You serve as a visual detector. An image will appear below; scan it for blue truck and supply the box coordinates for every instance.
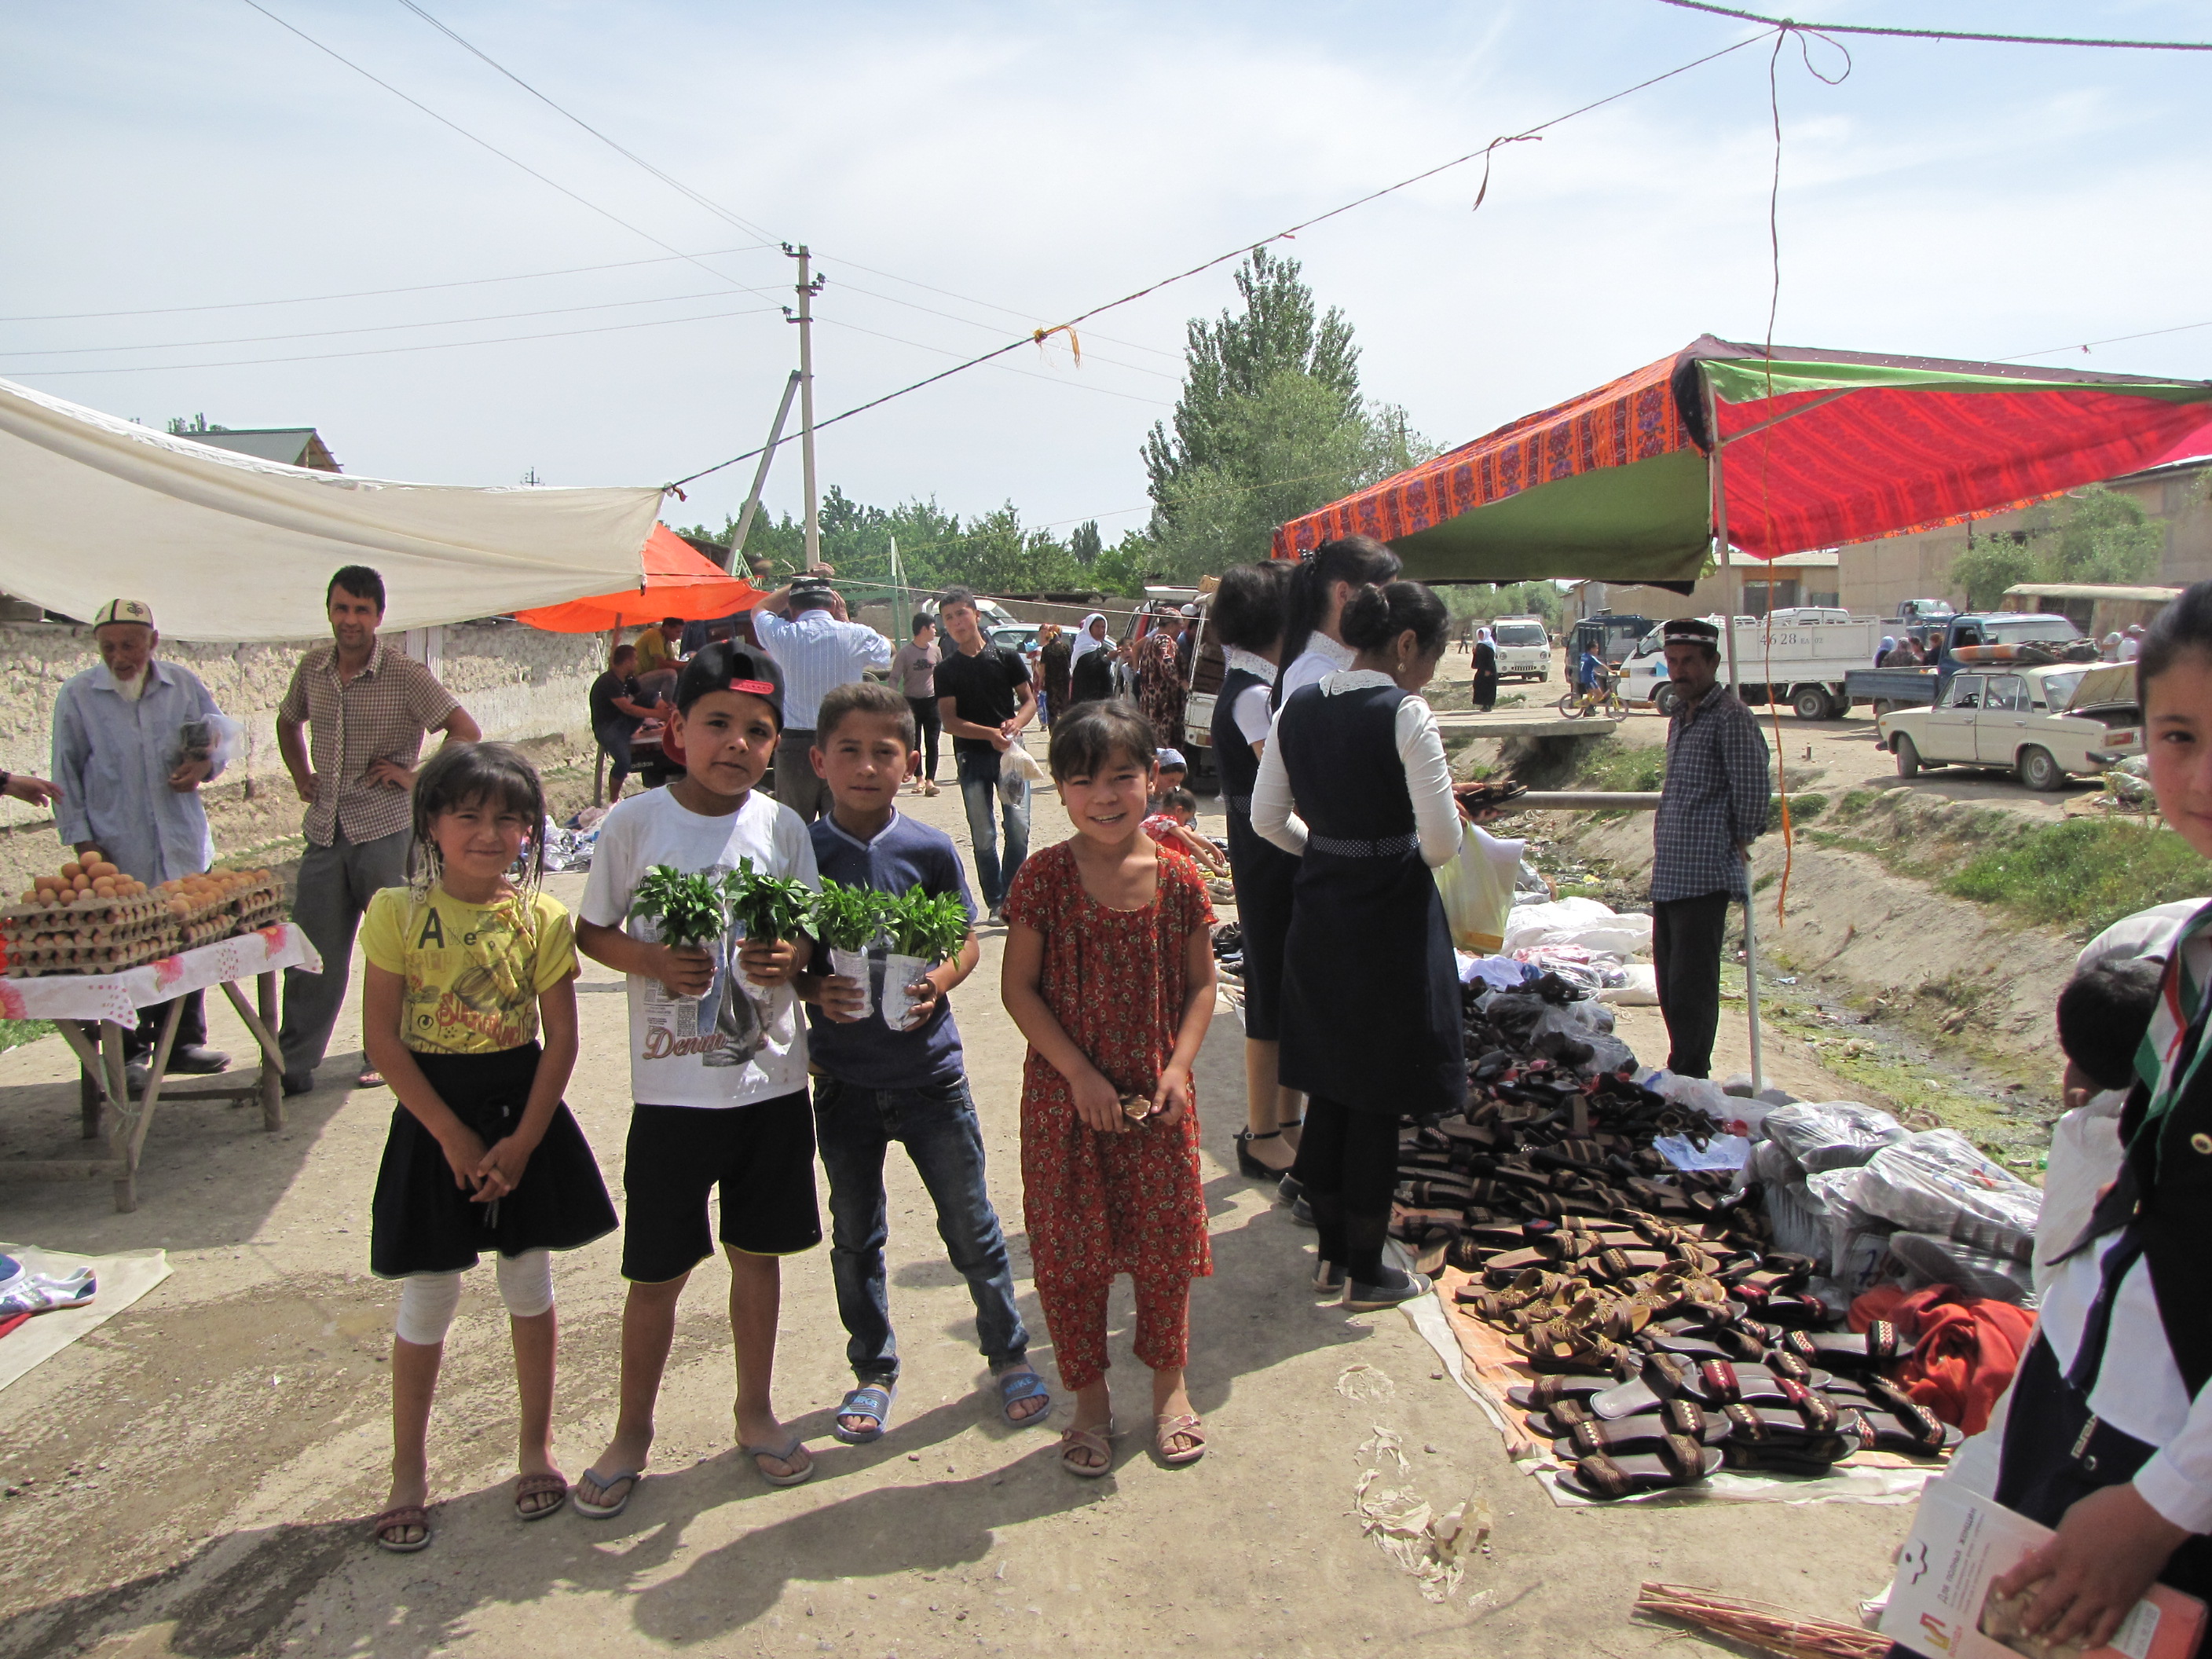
[1844,612,2089,713]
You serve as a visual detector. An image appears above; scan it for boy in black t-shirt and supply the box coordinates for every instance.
[932,587,1036,921]
[588,644,663,800]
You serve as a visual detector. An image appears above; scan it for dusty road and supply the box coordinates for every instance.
[0,742,1912,1659]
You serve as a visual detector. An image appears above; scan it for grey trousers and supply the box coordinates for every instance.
[774,729,827,823]
[278,827,412,1083]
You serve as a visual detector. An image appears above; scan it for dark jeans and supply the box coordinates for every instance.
[1653,891,1730,1079]
[812,1073,1027,1384]
[129,990,207,1060]
[595,718,639,796]
[774,728,827,822]
[906,697,941,782]
[956,751,1029,910]
[1292,1094,1401,1282]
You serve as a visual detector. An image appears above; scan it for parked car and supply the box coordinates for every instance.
[1876,662,2141,791]
[990,624,1042,657]
[1490,616,1552,681]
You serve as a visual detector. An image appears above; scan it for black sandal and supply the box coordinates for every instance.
[1234,1129,1295,1180]
[1559,1431,1722,1500]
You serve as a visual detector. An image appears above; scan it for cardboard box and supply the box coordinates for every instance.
[1882,1480,2205,1659]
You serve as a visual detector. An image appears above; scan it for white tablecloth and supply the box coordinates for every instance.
[0,923,320,1026]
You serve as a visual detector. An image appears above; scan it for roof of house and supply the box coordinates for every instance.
[185,427,340,471]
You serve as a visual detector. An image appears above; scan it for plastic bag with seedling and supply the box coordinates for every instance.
[879,886,972,1032]
[679,856,815,1069]
[812,879,888,1020]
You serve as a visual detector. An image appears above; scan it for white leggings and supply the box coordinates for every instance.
[393,1251,555,1346]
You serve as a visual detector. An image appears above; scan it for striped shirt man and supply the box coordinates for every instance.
[751,606,893,732]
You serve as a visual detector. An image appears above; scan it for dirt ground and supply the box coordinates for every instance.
[0,735,1917,1659]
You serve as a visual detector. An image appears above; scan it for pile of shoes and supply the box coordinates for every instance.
[1210,921,1243,986]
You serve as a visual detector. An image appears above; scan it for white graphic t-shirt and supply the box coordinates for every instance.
[578,785,819,1108]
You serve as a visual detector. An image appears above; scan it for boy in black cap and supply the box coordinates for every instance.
[1649,616,1770,1077]
[572,642,826,1509]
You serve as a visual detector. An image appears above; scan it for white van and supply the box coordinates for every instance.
[1491,616,1551,681]
[1618,609,1881,719]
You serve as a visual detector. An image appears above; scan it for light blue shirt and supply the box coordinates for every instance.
[51,660,225,884]
[750,606,892,730]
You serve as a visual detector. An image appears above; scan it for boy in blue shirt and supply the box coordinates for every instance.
[799,681,1049,1442]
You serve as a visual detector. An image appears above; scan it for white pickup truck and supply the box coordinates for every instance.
[1490,616,1551,681]
[1618,608,1882,719]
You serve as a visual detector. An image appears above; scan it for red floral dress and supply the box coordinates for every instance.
[1004,839,1214,1295]
[1138,628,1188,747]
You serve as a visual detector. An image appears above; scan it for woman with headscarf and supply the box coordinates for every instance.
[1067,613,1115,712]
[1877,635,1898,667]
[1038,623,1072,727]
[1472,626,1499,712]
[1138,613,1189,752]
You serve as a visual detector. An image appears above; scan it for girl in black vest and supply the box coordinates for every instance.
[1969,580,2212,1651]
[1209,562,1303,1181]
[1253,580,1465,1310]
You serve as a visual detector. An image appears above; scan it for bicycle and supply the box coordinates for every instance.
[1555,671,1628,720]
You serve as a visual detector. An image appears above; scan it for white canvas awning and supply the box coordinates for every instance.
[0,377,665,640]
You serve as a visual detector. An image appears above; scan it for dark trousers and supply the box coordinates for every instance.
[906,696,941,782]
[1652,891,1730,1079]
[129,990,207,1060]
[774,728,827,822]
[595,719,638,797]
[280,827,412,1083]
[812,1074,1027,1383]
[1292,1095,1402,1281]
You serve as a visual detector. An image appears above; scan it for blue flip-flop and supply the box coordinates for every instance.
[571,1467,643,1519]
[831,1383,896,1445]
[995,1367,1052,1427]
[742,1435,815,1487]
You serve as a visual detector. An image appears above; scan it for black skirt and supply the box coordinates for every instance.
[1224,811,1298,1042]
[369,1042,617,1278]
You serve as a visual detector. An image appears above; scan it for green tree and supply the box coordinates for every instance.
[1140,248,1430,582]
[1951,537,2042,610]
[2049,485,2165,585]
[1070,520,1103,566]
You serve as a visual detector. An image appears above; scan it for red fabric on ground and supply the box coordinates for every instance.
[0,1313,32,1341]
[1851,1282,2038,1437]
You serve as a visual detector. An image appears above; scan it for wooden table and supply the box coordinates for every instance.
[0,924,320,1211]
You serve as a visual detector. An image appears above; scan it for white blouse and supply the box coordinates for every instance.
[1223,647,1276,749]
[1251,669,1463,870]
[1277,635,1355,704]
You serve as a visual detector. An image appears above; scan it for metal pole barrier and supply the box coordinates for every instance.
[1705,372,1764,1093]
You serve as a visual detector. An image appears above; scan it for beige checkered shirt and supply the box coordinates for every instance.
[277,642,461,847]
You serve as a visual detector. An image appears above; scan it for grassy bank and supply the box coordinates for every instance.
[0,1019,54,1053]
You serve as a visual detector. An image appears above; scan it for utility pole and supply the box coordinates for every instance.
[726,370,801,573]
[783,244,826,571]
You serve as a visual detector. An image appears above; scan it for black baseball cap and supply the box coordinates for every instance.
[676,641,784,727]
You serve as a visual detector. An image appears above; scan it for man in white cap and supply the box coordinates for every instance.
[51,599,233,1076]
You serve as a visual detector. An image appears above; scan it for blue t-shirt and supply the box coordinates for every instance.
[805,809,976,1089]
[1578,650,1604,687]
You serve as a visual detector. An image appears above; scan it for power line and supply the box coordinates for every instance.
[826,278,1184,381]
[2001,317,2212,361]
[1654,0,2212,51]
[0,248,768,325]
[814,316,1174,407]
[666,27,1773,489]
[817,253,1185,361]
[391,0,779,242]
[237,0,778,302]
[2,287,771,357]
[0,302,780,378]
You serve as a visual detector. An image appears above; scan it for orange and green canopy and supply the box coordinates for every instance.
[1273,336,2212,584]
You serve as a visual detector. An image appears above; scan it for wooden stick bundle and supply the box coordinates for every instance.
[1635,1582,1890,1659]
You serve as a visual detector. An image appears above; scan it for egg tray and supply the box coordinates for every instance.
[2,892,170,934]
[231,898,288,935]
[6,925,182,977]
[181,916,235,950]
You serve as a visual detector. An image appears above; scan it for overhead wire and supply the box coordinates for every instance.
[2001,318,2212,362]
[0,303,782,378]
[1654,0,2212,52]
[665,27,1775,491]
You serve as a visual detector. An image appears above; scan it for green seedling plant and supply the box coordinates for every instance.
[628,865,731,947]
[812,880,888,953]
[721,857,817,943]
[884,887,971,965]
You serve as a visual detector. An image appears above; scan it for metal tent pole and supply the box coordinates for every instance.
[1705,371,1765,1094]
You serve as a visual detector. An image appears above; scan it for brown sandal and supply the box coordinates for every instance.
[515,1471,568,1520]
[1060,1420,1115,1478]
[372,1503,431,1552]
[1155,1412,1207,1467]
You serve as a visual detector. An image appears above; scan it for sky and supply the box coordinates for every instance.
[5,1,2210,548]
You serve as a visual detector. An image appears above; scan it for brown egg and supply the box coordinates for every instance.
[59,861,81,881]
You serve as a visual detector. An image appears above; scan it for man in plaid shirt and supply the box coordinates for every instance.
[1650,617,1770,1078]
[274,566,479,1094]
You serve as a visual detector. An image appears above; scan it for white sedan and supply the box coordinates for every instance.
[1877,663,2141,791]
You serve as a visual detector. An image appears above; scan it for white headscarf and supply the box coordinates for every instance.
[1070,613,1110,663]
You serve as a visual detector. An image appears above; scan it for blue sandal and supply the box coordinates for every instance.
[831,1382,896,1445]
[994,1366,1052,1426]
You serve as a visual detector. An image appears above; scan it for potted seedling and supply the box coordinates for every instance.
[881,886,972,1031]
[678,858,815,1071]
[627,866,733,992]
[811,878,888,1021]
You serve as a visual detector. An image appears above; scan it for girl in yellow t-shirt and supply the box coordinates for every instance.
[358,742,616,1554]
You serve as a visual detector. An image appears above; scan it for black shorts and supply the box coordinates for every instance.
[620,1091,822,1282]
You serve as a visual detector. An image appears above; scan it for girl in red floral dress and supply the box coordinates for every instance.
[1001,701,1218,1476]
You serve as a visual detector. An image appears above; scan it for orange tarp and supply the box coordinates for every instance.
[515,524,760,632]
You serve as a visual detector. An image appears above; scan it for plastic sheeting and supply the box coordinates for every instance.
[0,376,665,639]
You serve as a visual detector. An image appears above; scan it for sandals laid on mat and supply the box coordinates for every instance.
[1559,1430,1723,1500]
[1843,1402,1961,1456]
[1782,1320,1906,1368]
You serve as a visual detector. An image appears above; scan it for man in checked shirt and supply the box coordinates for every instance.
[1650,617,1771,1079]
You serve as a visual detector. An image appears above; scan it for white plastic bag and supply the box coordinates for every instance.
[1851,1130,2042,1263]
[1502,897,1653,959]
[1595,963,1659,1005]
[998,745,1045,806]
[1761,1101,1910,1174]
[829,946,876,1021]
[1434,826,1525,954]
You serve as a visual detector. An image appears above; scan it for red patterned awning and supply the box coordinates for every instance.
[1273,338,2212,583]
